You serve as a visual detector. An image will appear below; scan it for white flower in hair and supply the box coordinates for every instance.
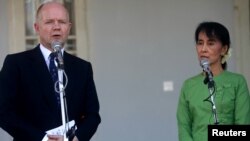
[221,48,232,64]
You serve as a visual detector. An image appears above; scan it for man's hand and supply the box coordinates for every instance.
[72,136,79,141]
[46,134,78,141]
[47,135,64,141]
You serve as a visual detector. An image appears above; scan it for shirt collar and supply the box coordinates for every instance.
[39,43,65,61]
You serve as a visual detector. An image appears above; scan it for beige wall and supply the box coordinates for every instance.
[234,0,250,88]
[0,0,249,141]
[0,0,12,140]
[0,0,9,68]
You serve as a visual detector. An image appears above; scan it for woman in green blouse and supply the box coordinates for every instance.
[176,21,250,141]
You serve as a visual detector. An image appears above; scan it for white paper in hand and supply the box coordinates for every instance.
[42,120,76,141]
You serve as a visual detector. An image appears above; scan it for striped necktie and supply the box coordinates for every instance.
[49,53,60,107]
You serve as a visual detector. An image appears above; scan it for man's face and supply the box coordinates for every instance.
[34,3,71,50]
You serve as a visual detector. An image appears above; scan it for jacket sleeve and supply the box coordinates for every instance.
[74,62,101,141]
[234,75,250,124]
[0,55,45,141]
[176,81,193,141]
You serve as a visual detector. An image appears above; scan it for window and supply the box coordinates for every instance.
[9,0,89,60]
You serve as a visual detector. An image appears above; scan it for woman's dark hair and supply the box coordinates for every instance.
[195,21,231,70]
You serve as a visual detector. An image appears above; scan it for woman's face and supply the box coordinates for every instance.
[196,31,228,69]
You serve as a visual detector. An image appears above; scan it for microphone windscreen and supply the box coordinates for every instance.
[51,41,62,51]
[200,58,209,67]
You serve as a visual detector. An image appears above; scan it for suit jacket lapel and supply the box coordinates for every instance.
[30,46,60,110]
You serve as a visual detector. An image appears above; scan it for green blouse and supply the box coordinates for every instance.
[177,71,250,141]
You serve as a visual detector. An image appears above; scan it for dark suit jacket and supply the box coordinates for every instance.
[0,46,101,141]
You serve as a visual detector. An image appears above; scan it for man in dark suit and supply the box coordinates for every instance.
[0,1,101,141]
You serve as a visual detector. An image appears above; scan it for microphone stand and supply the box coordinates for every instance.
[204,72,219,125]
[57,68,68,141]
[56,62,75,141]
[207,81,219,125]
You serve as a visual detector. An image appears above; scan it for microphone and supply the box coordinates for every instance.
[52,41,64,69]
[200,58,214,87]
[200,58,210,72]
